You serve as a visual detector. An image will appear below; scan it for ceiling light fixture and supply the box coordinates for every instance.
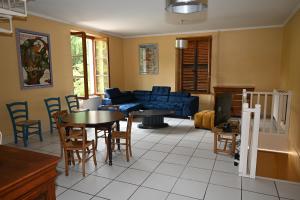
[176,39,188,49]
[166,0,208,14]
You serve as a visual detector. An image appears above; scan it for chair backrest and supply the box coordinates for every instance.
[6,101,29,128]
[126,114,133,137]
[65,95,79,113]
[58,123,87,148]
[52,110,68,129]
[0,131,2,144]
[44,97,61,120]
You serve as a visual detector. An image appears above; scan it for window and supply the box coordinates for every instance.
[70,32,109,98]
[179,36,212,94]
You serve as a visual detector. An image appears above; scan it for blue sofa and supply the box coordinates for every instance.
[99,86,199,118]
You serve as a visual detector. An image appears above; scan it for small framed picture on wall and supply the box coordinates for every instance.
[139,43,159,75]
[16,29,53,89]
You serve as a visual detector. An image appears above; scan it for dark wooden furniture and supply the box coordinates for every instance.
[62,110,125,165]
[0,145,59,200]
[214,86,255,117]
[132,110,175,129]
[180,36,212,93]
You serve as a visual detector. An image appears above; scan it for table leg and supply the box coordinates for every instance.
[116,121,121,151]
[107,127,113,166]
[213,132,218,154]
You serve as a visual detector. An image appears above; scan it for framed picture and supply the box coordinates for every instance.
[16,29,53,89]
[139,44,159,75]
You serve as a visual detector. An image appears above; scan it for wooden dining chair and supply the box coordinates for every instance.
[52,110,83,158]
[58,123,97,177]
[6,101,42,147]
[44,97,61,133]
[106,114,133,162]
[65,95,89,113]
[95,105,120,149]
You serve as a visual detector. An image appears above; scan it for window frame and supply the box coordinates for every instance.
[70,32,110,99]
[178,36,212,94]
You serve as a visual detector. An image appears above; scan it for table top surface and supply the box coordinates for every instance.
[132,109,175,117]
[62,110,125,126]
[0,145,59,191]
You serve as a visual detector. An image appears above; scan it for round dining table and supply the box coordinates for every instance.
[62,110,125,165]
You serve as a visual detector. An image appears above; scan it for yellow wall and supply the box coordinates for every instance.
[0,15,124,144]
[281,11,300,175]
[123,28,283,109]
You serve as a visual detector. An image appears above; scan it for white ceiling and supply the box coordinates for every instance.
[27,0,300,38]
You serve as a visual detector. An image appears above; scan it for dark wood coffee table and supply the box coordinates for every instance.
[132,110,175,129]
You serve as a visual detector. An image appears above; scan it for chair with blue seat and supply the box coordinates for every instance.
[65,95,89,113]
[6,101,43,147]
[44,97,61,133]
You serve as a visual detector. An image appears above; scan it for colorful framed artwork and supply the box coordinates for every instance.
[16,29,53,89]
[139,44,159,75]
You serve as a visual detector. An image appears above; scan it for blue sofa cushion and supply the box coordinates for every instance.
[151,95,168,102]
[105,88,121,98]
[152,86,171,95]
[133,90,151,102]
[170,92,190,97]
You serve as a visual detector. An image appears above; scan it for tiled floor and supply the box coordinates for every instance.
[7,117,300,200]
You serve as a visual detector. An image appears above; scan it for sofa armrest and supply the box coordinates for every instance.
[182,96,199,116]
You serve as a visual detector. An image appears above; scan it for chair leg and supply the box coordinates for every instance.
[64,150,69,176]
[23,126,28,147]
[38,122,43,142]
[129,139,132,157]
[50,120,53,134]
[95,129,98,150]
[82,149,86,177]
[13,129,18,144]
[126,140,129,162]
[92,142,97,166]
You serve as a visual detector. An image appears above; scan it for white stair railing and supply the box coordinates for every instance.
[239,103,261,178]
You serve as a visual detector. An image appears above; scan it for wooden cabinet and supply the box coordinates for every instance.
[0,145,59,200]
[214,86,255,117]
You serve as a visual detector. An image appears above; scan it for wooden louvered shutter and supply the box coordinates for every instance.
[181,37,211,93]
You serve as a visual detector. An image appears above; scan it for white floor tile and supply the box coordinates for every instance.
[155,162,185,177]
[56,170,84,188]
[133,141,155,150]
[216,154,234,162]
[214,160,238,174]
[197,142,213,150]
[242,177,277,196]
[181,166,211,183]
[142,173,178,192]
[141,150,168,162]
[167,193,198,200]
[141,135,165,143]
[242,191,279,200]
[171,146,195,156]
[97,181,138,200]
[71,175,111,195]
[193,149,217,160]
[177,140,199,148]
[93,165,126,179]
[188,157,215,170]
[210,171,241,189]
[129,187,168,200]
[57,189,92,200]
[56,186,67,196]
[151,143,174,153]
[130,158,160,172]
[164,153,190,165]
[90,197,107,200]
[205,184,241,200]
[172,178,207,199]
[131,147,147,158]
[116,168,150,185]
[276,181,300,200]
